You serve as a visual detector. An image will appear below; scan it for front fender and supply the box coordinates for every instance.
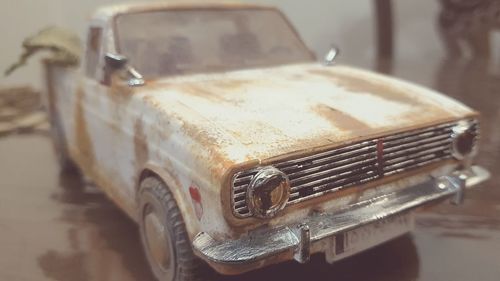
[137,162,201,241]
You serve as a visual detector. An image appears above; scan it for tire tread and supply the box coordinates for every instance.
[140,177,211,281]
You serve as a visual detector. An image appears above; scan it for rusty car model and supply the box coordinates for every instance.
[42,2,489,281]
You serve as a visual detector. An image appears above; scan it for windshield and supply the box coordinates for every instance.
[114,8,315,78]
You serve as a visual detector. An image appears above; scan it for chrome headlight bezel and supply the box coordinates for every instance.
[246,166,291,219]
[451,120,478,160]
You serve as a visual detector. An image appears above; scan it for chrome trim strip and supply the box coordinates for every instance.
[288,152,377,180]
[198,166,489,270]
[275,141,377,168]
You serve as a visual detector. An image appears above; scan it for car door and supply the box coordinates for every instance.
[78,23,138,214]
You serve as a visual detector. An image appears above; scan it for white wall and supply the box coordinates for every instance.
[0,0,441,90]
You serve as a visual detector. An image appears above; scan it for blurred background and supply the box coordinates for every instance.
[4,0,491,89]
[1,0,500,280]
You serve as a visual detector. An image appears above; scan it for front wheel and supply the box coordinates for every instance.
[138,177,209,281]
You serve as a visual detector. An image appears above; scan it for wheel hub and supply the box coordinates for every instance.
[144,207,173,273]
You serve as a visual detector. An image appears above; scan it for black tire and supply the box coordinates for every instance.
[138,177,210,281]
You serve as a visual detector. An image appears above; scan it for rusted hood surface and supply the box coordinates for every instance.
[141,63,475,165]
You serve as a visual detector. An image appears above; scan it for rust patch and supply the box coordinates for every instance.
[309,69,418,105]
[74,87,95,169]
[145,78,253,106]
[134,118,149,169]
[138,95,175,142]
[73,87,139,220]
[106,76,137,126]
[211,79,253,90]
[175,83,239,105]
[314,104,372,133]
[142,94,165,110]
[108,76,134,104]
[179,120,235,180]
[309,68,454,123]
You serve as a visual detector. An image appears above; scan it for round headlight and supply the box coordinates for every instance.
[451,121,477,160]
[246,167,290,219]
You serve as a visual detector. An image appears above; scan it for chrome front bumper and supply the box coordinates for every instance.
[193,166,490,275]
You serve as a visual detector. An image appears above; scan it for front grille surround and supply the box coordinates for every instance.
[231,120,478,218]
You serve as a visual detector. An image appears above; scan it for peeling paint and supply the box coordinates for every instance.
[309,68,415,105]
[43,3,478,252]
[314,104,372,134]
[142,63,476,165]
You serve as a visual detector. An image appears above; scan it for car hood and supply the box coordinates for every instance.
[141,63,476,166]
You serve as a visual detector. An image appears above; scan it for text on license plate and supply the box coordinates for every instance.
[328,213,414,262]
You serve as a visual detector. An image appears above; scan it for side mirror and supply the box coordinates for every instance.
[105,53,128,70]
[324,45,340,66]
[102,53,144,87]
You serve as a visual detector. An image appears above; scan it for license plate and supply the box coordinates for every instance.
[326,213,414,262]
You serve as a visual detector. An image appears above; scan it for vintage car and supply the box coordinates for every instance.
[43,2,489,281]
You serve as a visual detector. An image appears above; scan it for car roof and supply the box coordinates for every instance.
[92,1,275,21]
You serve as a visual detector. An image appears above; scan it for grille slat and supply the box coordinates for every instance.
[289,170,379,204]
[275,141,377,170]
[384,139,451,156]
[285,148,377,178]
[384,149,452,169]
[293,165,379,193]
[290,158,378,189]
[234,200,247,208]
[383,143,451,163]
[235,206,250,215]
[384,156,450,176]
[383,123,452,141]
[233,176,253,185]
[233,192,246,201]
[231,121,476,217]
[233,185,250,193]
[288,152,377,180]
[384,133,451,150]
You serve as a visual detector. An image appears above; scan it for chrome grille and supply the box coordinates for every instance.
[231,121,477,218]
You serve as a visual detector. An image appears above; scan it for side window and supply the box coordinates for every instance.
[85,27,103,78]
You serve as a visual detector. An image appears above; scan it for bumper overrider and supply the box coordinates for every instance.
[193,166,489,275]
